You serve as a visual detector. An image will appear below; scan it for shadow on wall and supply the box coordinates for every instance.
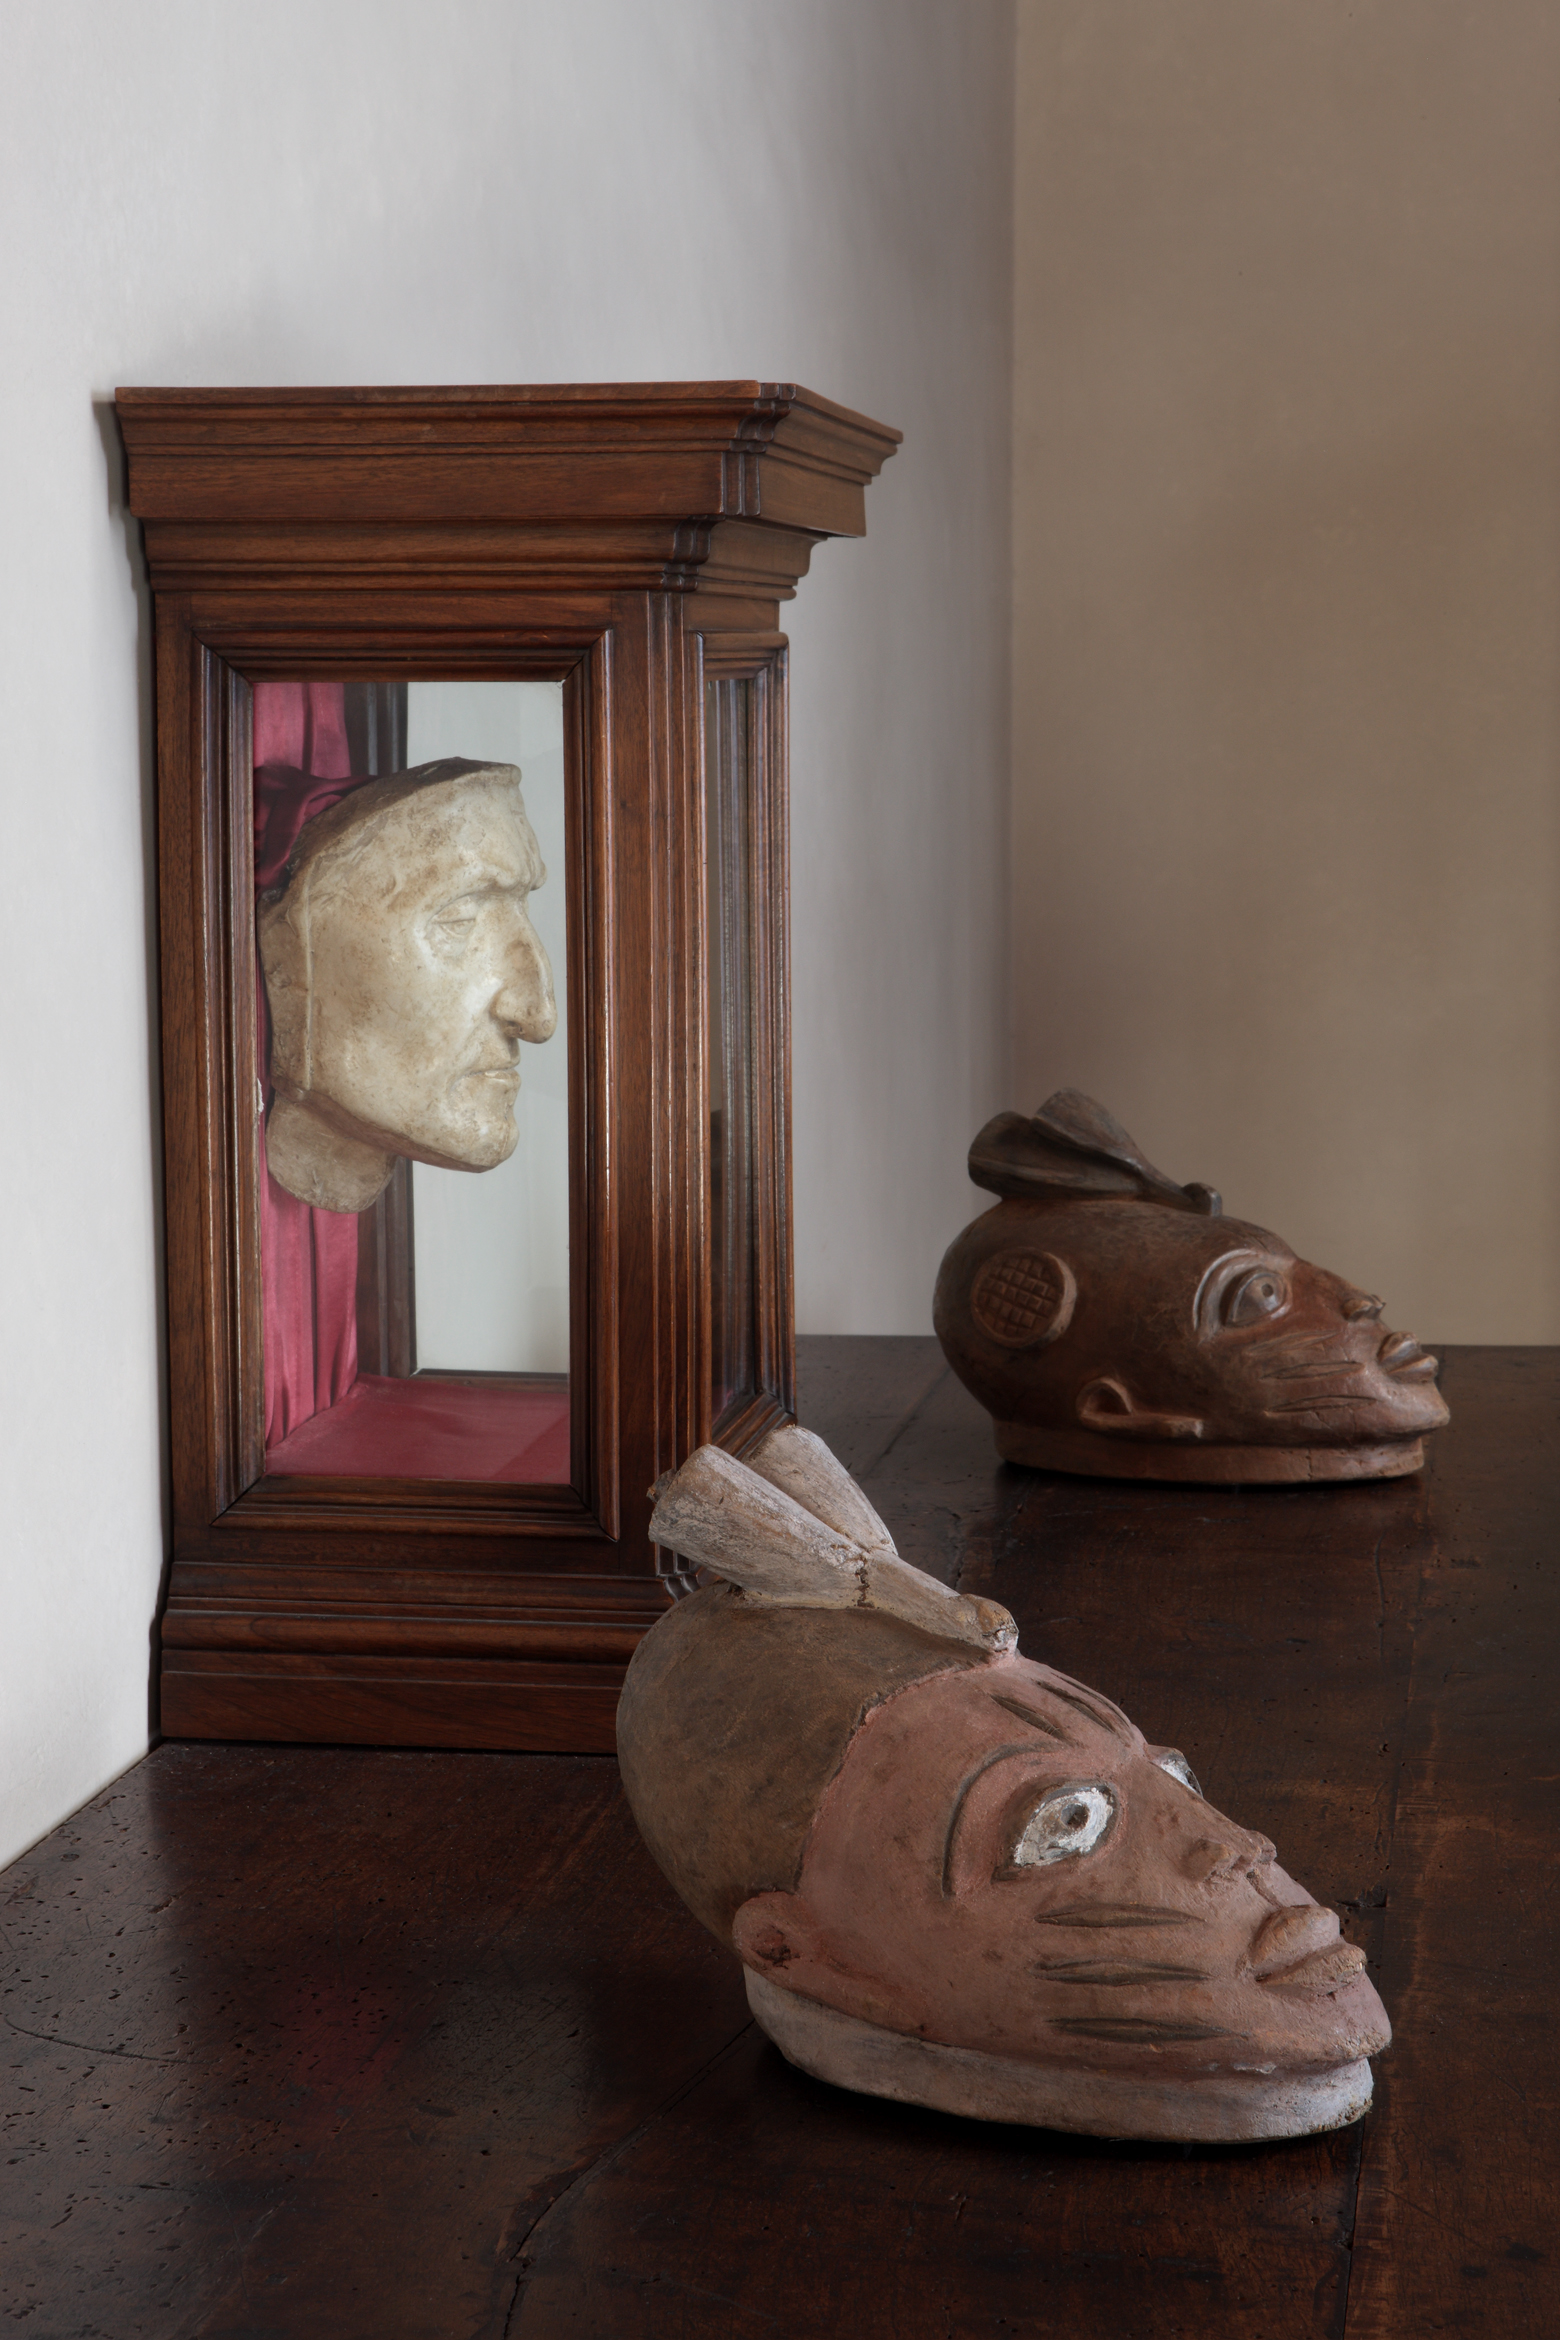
[97,395,173,1730]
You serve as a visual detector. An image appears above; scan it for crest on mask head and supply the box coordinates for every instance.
[650,1426,1016,1653]
[968,1089,1222,1217]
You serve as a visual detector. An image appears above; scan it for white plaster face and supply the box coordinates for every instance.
[259,764,557,1210]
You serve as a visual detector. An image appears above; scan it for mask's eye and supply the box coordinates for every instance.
[1155,1750,1202,1797]
[1011,1783,1117,1866]
[1224,1267,1288,1327]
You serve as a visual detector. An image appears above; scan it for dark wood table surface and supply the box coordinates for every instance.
[3,1340,1554,2338]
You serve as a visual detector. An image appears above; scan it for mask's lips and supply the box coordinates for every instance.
[1247,1901,1369,1992]
[1260,1941,1370,1992]
[1379,1330,1439,1379]
[1248,1901,1337,1969]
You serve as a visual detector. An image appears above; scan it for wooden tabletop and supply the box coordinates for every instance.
[3,1340,1554,2337]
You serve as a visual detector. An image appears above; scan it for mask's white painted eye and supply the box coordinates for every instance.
[1012,1783,1117,1866]
[1156,1750,1202,1797]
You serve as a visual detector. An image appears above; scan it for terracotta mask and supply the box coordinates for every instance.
[933,1091,1448,1483]
[619,1428,1391,2143]
[258,759,557,1212]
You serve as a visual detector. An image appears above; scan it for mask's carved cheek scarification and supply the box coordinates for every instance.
[766,1654,1389,2134]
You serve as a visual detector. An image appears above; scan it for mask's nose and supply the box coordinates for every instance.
[494,913,557,1044]
[1341,1287,1385,1321]
[1180,1826,1276,1884]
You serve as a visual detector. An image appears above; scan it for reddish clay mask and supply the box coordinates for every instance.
[935,1091,1448,1483]
[619,1431,1391,2144]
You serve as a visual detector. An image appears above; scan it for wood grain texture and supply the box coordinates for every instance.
[704,647,793,1438]
[0,1747,743,2337]
[3,1341,1551,2336]
[791,1331,950,1482]
[508,2031,1363,2339]
[1345,1347,1560,2336]
[115,382,903,552]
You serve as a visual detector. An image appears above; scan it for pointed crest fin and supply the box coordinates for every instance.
[649,1438,1015,1653]
[969,1090,1221,1215]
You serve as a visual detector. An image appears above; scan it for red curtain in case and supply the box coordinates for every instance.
[253,682,363,1449]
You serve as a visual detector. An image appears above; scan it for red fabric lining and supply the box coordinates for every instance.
[254,682,365,1447]
[263,1375,571,1483]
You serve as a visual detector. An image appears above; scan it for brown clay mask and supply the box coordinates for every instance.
[935,1092,1448,1482]
[618,1431,1391,2143]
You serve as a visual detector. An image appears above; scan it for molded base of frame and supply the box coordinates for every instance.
[160,1657,623,1752]
[746,1970,1375,2144]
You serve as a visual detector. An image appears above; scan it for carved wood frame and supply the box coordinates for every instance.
[117,383,899,1752]
[700,633,792,1455]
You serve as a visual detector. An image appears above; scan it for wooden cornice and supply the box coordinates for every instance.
[115,382,902,598]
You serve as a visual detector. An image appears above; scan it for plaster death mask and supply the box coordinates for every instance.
[619,1428,1391,2144]
[933,1091,1449,1484]
[258,759,557,1213]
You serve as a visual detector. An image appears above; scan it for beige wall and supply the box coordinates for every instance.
[1014,2,1560,1339]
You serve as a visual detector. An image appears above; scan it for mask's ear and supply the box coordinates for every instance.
[1076,1377,1204,1443]
[969,1249,1076,1349]
[731,1890,827,1978]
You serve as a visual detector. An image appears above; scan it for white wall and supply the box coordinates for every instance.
[1014,1,1560,1342]
[0,1,1014,1863]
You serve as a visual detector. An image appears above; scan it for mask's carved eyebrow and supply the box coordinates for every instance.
[1193,1247,1292,1336]
[1036,1675,1133,1744]
[988,1692,1074,1743]
[940,1743,1045,1900]
[1193,1247,1260,1327]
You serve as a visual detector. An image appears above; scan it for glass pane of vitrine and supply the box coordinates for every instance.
[706,675,760,1422]
[253,676,570,1482]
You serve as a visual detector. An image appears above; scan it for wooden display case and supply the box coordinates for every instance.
[116,382,899,1751]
